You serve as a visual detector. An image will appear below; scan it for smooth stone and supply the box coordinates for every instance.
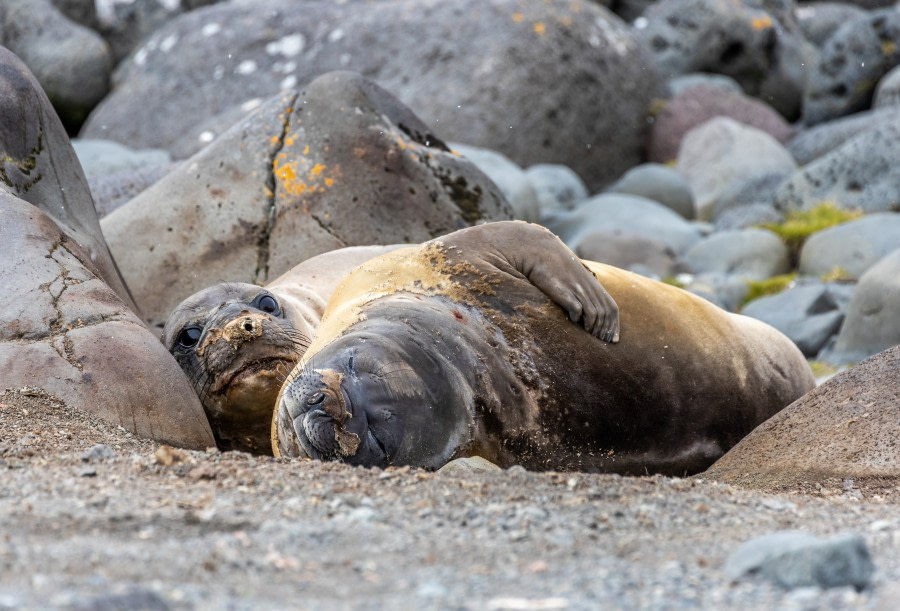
[101,71,512,327]
[542,193,703,256]
[451,143,540,222]
[637,0,812,119]
[574,232,687,279]
[826,248,900,364]
[524,163,588,214]
[724,531,874,590]
[684,273,750,312]
[799,213,900,279]
[710,172,790,220]
[677,117,797,220]
[873,63,900,108]
[787,107,900,165]
[606,163,695,220]
[88,163,179,218]
[776,123,900,214]
[713,204,784,231]
[648,85,794,164]
[803,9,900,125]
[704,343,900,488]
[0,0,112,126]
[684,228,790,280]
[82,0,663,191]
[741,282,856,357]
[667,72,742,97]
[437,456,503,475]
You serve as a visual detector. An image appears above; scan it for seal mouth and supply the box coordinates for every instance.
[220,356,297,392]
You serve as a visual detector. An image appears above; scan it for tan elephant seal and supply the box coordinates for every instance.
[164,223,619,453]
[274,221,815,474]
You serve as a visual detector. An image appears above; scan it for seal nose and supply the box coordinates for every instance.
[222,312,265,342]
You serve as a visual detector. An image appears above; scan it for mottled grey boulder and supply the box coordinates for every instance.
[574,232,687,279]
[637,0,812,119]
[711,172,790,220]
[82,0,662,191]
[451,143,540,222]
[89,163,179,218]
[873,64,900,108]
[741,282,855,356]
[684,228,790,280]
[724,531,874,590]
[787,107,900,165]
[826,248,900,364]
[667,72,742,97]
[803,9,900,125]
[606,163,695,219]
[101,72,513,327]
[776,122,900,213]
[524,164,588,215]
[542,193,703,256]
[0,0,112,127]
[0,45,134,311]
[648,84,794,163]
[796,2,868,47]
[677,118,797,220]
[714,203,784,231]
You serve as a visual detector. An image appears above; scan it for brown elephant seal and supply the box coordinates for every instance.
[162,245,405,453]
[164,223,618,453]
[274,222,815,474]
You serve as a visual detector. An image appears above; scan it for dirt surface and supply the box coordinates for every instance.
[2,387,900,610]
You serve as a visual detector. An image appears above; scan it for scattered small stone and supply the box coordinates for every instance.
[78,467,97,478]
[155,445,187,467]
[80,444,115,463]
[187,465,216,480]
[438,456,502,475]
[724,530,875,590]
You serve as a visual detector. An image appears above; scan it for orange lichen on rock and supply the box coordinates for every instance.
[533,22,546,35]
[751,15,772,30]
[512,12,524,23]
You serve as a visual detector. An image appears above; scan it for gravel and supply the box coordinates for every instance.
[2,388,899,609]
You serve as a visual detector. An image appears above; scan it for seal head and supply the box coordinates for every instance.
[163,282,311,453]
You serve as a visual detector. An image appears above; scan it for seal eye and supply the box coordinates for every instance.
[307,392,325,406]
[177,326,202,349]
[252,293,281,316]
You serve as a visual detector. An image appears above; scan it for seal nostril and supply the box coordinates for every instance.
[243,320,254,332]
[307,392,325,406]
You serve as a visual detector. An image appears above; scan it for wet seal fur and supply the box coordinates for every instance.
[274,221,815,474]
[162,245,403,452]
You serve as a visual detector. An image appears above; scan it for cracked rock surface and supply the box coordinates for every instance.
[102,71,514,328]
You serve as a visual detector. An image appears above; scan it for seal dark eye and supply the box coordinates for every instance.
[252,293,281,316]
[307,392,325,406]
[177,326,203,349]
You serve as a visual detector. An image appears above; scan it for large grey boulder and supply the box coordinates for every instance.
[776,122,900,213]
[741,282,855,357]
[799,213,900,278]
[684,228,790,280]
[796,2,868,47]
[648,84,793,163]
[0,0,112,126]
[710,172,790,221]
[0,45,134,311]
[542,193,703,256]
[677,118,797,220]
[606,163,695,220]
[705,344,900,489]
[101,71,514,328]
[82,0,662,191]
[787,107,900,165]
[803,9,900,125]
[524,164,588,215]
[826,248,900,364]
[636,0,812,119]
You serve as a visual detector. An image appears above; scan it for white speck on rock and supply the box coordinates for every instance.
[280,75,298,90]
[329,28,344,42]
[266,34,305,57]
[213,65,225,80]
[339,53,351,66]
[198,131,215,144]
[235,60,258,75]
[240,98,263,112]
[633,16,648,29]
[134,47,148,66]
[159,34,178,53]
[201,23,221,37]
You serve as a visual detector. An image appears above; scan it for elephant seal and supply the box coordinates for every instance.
[274,222,815,474]
[162,245,405,453]
[164,223,619,453]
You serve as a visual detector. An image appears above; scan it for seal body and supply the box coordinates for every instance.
[275,223,815,474]
[163,245,402,452]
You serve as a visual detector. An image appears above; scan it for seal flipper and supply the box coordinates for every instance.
[434,221,619,343]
